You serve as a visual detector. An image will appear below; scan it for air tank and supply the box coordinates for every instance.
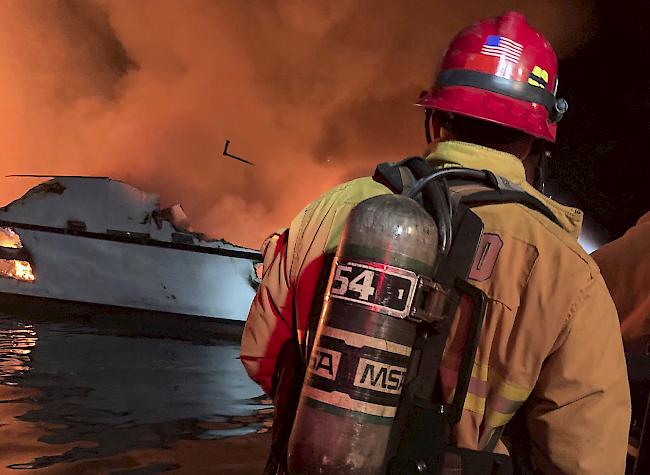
[287,194,439,474]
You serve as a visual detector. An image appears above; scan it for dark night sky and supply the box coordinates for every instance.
[551,0,649,242]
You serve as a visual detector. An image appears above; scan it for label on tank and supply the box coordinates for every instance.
[304,326,410,421]
[309,346,342,381]
[328,258,418,319]
[353,358,405,394]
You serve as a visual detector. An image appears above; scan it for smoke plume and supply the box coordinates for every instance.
[0,0,595,248]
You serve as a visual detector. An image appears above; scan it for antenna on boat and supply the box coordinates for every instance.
[223,140,255,166]
[6,175,109,179]
[6,174,58,178]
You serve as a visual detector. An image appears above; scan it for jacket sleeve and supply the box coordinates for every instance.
[240,228,293,395]
[239,198,359,395]
[526,276,631,474]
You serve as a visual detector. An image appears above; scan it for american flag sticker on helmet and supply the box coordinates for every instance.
[480,35,523,63]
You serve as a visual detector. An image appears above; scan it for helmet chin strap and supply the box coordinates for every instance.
[533,150,550,194]
[526,143,549,194]
[424,108,433,144]
[424,109,443,145]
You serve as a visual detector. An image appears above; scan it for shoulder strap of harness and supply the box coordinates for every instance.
[373,157,561,227]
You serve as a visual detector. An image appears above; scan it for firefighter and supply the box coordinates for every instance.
[241,11,631,474]
[592,213,650,473]
[592,212,650,357]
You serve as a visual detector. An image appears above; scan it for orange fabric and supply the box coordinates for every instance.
[592,212,650,355]
[241,141,631,474]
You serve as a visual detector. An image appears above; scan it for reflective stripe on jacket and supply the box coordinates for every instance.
[241,140,631,474]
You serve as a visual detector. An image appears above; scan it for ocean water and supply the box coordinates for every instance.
[0,312,272,474]
[3,311,645,474]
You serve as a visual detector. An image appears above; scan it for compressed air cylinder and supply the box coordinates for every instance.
[287,194,439,474]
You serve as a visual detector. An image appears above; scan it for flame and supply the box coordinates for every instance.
[0,259,35,282]
[0,227,22,249]
[12,260,35,281]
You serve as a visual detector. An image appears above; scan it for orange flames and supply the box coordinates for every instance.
[0,228,35,281]
[0,259,35,282]
[0,227,22,249]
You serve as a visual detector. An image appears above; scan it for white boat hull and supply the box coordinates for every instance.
[0,227,258,322]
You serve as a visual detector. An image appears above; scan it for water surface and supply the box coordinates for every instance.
[0,313,272,474]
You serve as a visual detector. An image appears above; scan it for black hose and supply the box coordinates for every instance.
[401,158,453,254]
[407,168,490,199]
[424,109,433,144]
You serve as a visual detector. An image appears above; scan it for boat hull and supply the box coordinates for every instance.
[0,226,259,323]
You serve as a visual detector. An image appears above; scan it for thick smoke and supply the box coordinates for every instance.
[0,0,595,248]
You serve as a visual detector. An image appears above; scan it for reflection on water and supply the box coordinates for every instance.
[0,314,272,474]
[0,321,37,381]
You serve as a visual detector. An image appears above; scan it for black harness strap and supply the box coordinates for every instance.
[373,160,561,228]
[373,161,407,194]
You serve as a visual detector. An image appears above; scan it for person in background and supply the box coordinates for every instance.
[592,212,650,356]
[592,212,650,473]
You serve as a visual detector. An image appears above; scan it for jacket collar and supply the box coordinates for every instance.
[425,140,584,239]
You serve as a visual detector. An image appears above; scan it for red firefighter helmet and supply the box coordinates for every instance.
[418,11,568,142]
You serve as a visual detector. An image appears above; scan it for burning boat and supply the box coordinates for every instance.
[0,176,261,327]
